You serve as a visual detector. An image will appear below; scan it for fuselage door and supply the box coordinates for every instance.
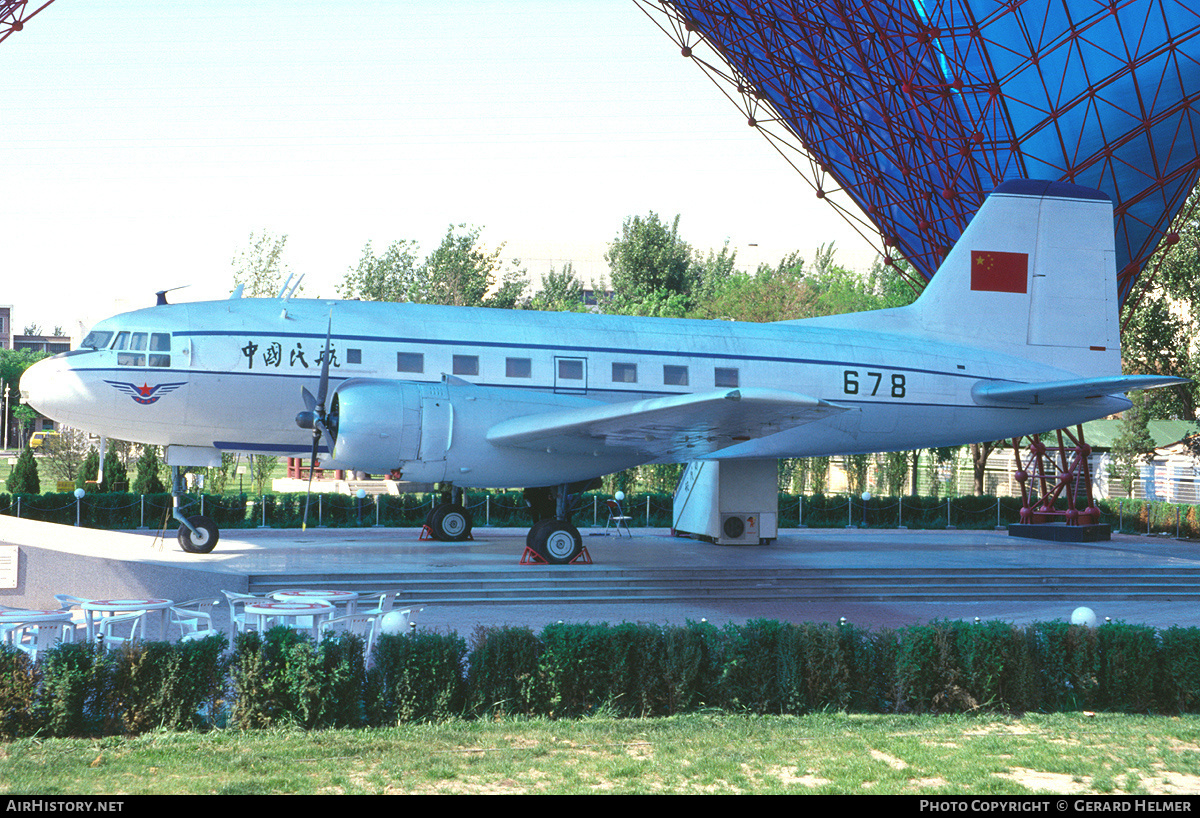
[554,356,587,395]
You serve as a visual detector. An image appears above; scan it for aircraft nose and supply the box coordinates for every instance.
[19,355,74,420]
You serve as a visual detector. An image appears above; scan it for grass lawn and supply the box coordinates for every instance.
[2,713,1199,795]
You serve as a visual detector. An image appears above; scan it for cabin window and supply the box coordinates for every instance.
[112,332,130,350]
[453,355,479,376]
[397,352,424,373]
[663,364,688,386]
[612,362,638,383]
[558,359,583,380]
[346,348,362,365]
[506,357,531,378]
[715,367,739,388]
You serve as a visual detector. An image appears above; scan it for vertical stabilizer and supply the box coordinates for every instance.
[913,180,1121,377]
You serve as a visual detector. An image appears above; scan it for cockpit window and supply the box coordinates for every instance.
[81,331,113,350]
[149,333,171,367]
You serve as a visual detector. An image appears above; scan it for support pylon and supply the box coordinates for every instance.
[1011,425,1100,526]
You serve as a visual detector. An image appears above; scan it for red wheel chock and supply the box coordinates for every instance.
[419,525,473,541]
[520,546,592,565]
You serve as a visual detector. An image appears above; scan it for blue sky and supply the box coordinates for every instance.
[1,1,874,336]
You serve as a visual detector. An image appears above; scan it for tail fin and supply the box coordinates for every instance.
[913,179,1121,377]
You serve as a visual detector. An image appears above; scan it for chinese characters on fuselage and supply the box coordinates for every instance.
[241,339,340,371]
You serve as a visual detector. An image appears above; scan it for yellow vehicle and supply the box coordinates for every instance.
[29,430,60,450]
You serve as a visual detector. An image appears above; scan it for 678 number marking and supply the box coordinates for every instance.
[843,370,906,398]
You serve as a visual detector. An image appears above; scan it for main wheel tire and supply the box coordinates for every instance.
[531,520,583,565]
[525,518,556,552]
[429,503,472,541]
[178,515,219,554]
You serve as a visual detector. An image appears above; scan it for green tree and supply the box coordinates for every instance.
[528,263,586,312]
[338,239,424,303]
[233,230,293,298]
[6,446,39,494]
[101,448,129,492]
[1121,186,1200,421]
[604,212,695,314]
[132,446,166,494]
[1107,391,1157,498]
[81,447,100,488]
[419,224,527,308]
[1,348,48,446]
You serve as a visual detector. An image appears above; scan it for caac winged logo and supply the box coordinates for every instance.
[104,380,186,405]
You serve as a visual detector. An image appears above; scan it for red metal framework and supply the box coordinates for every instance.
[636,1,1200,304]
[1011,426,1100,526]
[0,0,55,45]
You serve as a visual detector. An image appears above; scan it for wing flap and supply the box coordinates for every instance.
[487,388,848,461]
[972,374,1188,406]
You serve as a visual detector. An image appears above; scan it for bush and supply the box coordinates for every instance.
[466,626,543,719]
[367,631,466,724]
[0,645,40,739]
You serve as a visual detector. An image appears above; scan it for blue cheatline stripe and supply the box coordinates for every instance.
[172,328,987,381]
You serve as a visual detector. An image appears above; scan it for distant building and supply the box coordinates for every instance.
[13,334,71,355]
[0,305,10,349]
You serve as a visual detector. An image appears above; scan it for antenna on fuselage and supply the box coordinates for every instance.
[277,273,305,300]
[155,286,189,306]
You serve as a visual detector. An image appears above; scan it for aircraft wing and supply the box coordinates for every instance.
[486,388,848,461]
[971,374,1189,406]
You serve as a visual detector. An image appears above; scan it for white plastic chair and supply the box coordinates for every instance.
[320,613,380,656]
[170,597,222,642]
[356,590,397,616]
[54,594,89,639]
[97,611,146,649]
[9,620,74,662]
[222,590,264,634]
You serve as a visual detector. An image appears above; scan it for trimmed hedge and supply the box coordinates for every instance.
[4,490,1200,535]
[2,618,1198,738]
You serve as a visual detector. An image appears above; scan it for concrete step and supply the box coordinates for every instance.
[247,566,1200,604]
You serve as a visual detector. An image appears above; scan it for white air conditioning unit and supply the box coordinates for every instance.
[674,460,779,545]
[719,513,760,545]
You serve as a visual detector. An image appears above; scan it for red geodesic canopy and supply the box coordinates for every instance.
[0,0,55,44]
[638,0,1200,304]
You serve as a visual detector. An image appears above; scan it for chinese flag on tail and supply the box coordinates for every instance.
[970,250,1028,293]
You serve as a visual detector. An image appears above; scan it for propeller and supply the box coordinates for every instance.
[296,313,335,530]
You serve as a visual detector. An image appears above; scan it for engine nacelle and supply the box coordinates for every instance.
[328,379,426,475]
[327,376,644,487]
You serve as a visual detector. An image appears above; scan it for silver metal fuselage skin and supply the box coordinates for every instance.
[20,297,1126,488]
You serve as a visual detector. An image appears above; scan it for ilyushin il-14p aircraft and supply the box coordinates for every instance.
[21,180,1186,561]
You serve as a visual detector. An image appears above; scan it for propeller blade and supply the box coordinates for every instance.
[316,313,332,409]
[302,310,335,532]
[302,431,320,531]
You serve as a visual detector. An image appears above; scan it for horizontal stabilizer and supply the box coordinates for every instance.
[972,375,1188,407]
[487,388,848,462]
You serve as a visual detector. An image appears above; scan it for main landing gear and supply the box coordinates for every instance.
[424,486,473,542]
[521,484,586,565]
[425,483,585,563]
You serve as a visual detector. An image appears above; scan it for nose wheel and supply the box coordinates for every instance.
[177,514,219,554]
